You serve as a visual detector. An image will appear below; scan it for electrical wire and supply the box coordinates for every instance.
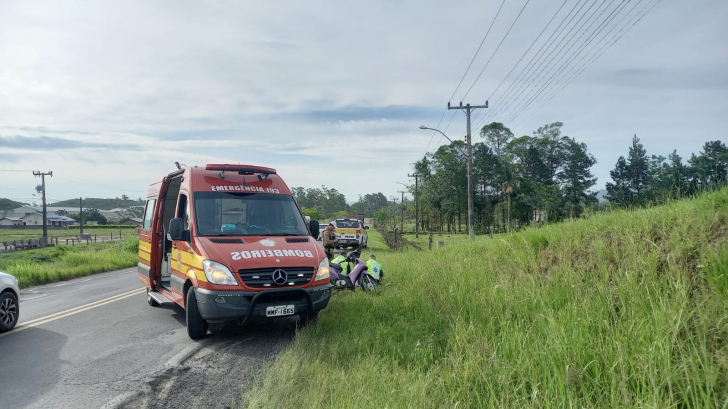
[460,0,533,101]
[512,0,662,128]
[500,0,629,124]
[480,0,606,126]
[469,0,590,130]
[422,0,509,157]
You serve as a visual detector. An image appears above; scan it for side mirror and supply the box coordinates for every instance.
[169,218,186,241]
[309,220,320,238]
[364,226,369,230]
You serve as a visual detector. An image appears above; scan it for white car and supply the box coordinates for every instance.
[0,271,20,332]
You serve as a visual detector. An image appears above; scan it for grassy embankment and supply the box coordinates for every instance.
[243,190,728,408]
[0,237,139,288]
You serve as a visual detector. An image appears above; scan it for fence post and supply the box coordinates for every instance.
[428,234,433,250]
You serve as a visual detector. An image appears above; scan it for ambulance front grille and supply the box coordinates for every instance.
[238,267,314,288]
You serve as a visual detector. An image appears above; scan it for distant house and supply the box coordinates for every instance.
[0,217,23,226]
[533,210,548,223]
[119,218,143,226]
[20,212,76,227]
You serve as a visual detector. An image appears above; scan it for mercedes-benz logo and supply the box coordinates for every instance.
[272,269,288,286]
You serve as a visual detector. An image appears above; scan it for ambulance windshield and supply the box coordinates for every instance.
[194,192,310,236]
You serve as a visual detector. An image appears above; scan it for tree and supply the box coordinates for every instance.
[481,122,514,157]
[688,140,728,190]
[559,137,597,218]
[68,208,107,225]
[301,207,322,220]
[627,135,649,203]
[606,156,632,206]
[664,150,688,198]
[532,122,569,182]
[0,198,27,217]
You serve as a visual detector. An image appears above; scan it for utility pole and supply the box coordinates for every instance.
[79,197,84,234]
[408,173,420,238]
[397,190,406,232]
[448,101,488,240]
[33,171,53,247]
[390,197,397,231]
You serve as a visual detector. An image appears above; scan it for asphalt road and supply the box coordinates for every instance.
[0,268,297,409]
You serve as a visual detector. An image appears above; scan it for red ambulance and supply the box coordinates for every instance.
[138,164,332,339]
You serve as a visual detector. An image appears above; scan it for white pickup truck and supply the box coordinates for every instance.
[332,218,368,248]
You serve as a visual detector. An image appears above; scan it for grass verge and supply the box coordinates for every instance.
[0,237,139,288]
[243,190,728,408]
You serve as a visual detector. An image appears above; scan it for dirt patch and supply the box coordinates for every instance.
[120,318,298,409]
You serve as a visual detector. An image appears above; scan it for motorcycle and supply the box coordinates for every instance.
[329,246,378,292]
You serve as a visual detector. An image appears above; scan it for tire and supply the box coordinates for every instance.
[147,288,160,307]
[185,289,208,339]
[0,292,19,332]
[358,274,379,292]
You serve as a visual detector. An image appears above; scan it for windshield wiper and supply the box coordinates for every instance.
[267,233,307,236]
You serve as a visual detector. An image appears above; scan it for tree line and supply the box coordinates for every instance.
[606,136,727,206]
[411,122,597,234]
[406,122,726,235]
[291,186,390,221]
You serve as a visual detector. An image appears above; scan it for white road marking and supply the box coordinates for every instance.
[0,287,146,339]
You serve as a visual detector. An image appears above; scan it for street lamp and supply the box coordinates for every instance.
[419,126,466,155]
[419,125,473,240]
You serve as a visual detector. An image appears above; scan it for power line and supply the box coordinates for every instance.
[502,0,632,124]
[481,0,605,125]
[513,0,662,129]
[422,0,509,158]
[460,0,533,101]
[448,0,508,102]
[469,0,590,130]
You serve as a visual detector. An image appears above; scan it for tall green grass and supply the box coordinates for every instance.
[244,190,728,408]
[0,237,139,288]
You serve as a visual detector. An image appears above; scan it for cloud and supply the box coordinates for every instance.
[0,0,725,202]
[0,135,139,151]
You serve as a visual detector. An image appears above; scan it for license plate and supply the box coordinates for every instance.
[266,305,295,317]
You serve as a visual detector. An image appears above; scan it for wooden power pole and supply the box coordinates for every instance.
[448,101,488,240]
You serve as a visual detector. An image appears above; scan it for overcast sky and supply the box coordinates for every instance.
[1,0,726,205]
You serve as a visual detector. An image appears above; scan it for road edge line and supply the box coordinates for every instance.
[165,340,208,367]
[99,391,142,409]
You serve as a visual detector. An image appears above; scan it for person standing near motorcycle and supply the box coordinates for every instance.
[366,254,384,282]
[322,222,339,260]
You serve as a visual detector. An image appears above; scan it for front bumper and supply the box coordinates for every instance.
[195,283,333,323]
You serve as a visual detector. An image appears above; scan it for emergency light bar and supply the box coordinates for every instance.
[205,164,277,175]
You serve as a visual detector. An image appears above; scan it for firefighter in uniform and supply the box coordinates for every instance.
[322,222,339,260]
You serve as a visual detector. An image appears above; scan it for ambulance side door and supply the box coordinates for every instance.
[138,198,158,287]
[169,192,192,305]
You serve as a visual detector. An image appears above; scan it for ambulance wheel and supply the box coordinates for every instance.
[297,311,319,328]
[185,289,208,339]
[146,289,159,307]
[358,274,378,292]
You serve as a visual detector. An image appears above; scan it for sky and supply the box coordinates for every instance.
[1,0,726,206]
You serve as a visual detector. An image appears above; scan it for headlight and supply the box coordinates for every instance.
[203,260,238,285]
[315,257,330,281]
